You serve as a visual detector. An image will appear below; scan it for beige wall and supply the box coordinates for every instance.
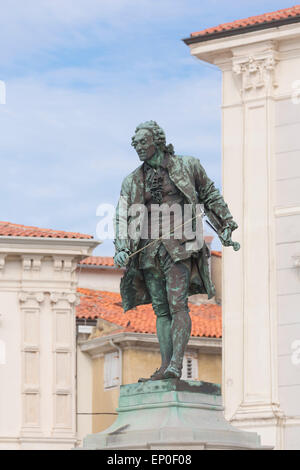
[198,353,222,385]
[123,348,162,385]
[76,344,93,445]
[211,255,222,304]
[91,347,162,433]
[92,355,120,432]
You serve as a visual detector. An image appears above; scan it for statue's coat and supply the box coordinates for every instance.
[114,154,237,312]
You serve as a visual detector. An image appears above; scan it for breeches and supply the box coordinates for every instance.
[142,244,191,317]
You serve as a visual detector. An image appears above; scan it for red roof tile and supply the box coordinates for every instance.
[80,256,115,267]
[190,5,300,39]
[76,288,222,338]
[211,250,222,258]
[0,221,93,239]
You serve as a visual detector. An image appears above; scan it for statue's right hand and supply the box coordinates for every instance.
[114,251,129,268]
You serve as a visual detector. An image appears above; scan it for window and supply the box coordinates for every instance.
[181,355,198,381]
[104,351,120,389]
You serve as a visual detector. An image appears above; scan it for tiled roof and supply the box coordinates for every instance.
[190,5,300,39]
[0,221,93,239]
[211,250,222,258]
[76,288,222,338]
[79,256,115,267]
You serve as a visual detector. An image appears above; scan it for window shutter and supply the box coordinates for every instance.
[181,355,198,381]
[104,351,120,389]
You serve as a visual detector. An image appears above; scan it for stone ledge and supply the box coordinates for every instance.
[120,379,221,396]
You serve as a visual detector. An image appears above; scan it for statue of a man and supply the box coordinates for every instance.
[114,121,239,381]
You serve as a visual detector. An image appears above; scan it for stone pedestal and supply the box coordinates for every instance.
[83,379,267,450]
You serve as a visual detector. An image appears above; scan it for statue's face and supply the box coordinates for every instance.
[132,129,157,162]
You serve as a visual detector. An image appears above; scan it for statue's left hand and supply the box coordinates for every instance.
[219,227,240,251]
[114,251,130,267]
[219,228,232,247]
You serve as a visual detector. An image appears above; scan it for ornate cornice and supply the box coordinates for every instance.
[22,256,42,272]
[233,50,278,97]
[53,256,77,273]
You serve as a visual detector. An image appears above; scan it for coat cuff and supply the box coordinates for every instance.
[220,220,238,233]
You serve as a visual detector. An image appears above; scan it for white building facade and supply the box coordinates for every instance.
[185,7,300,449]
[0,224,98,449]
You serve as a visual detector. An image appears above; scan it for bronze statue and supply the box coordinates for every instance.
[114,121,239,381]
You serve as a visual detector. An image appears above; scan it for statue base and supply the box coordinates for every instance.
[83,379,267,450]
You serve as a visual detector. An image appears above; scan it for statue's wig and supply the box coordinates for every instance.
[131,121,174,154]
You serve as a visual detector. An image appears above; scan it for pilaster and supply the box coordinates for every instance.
[223,41,283,447]
[50,292,79,436]
[19,291,45,436]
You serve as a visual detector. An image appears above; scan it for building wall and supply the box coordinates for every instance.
[0,287,22,448]
[0,238,97,450]
[122,347,222,386]
[123,348,162,385]
[78,267,123,292]
[0,258,77,449]
[275,87,300,445]
[91,347,162,433]
[198,353,222,385]
[211,254,222,304]
[76,343,93,446]
[187,22,300,449]
[92,355,119,432]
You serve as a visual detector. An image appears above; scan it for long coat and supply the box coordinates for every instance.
[114,153,237,312]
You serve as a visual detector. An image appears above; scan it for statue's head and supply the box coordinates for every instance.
[131,120,166,162]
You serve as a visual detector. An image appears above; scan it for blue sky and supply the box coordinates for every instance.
[0,0,291,254]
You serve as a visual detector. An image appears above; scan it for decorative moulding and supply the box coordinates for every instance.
[232,51,278,97]
[19,292,45,304]
[22,256,42,272]
[50,291,80,305]
[52,256,77,273]
[0,255,6,270]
